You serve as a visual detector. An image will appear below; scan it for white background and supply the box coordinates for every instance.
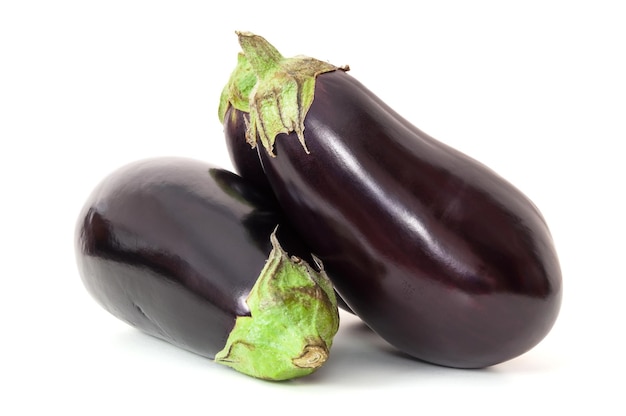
[1,1,625,414]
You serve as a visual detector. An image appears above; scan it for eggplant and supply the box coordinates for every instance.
[219,33,563,369]
[74,157,339,380]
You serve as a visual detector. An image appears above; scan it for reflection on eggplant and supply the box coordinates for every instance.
[221,33,562,369]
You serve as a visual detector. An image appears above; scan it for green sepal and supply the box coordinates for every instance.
[218,52,256,124]
[220,31,344,155]
[214,230,339,381]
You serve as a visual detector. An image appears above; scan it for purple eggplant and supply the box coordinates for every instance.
[219,33,563,369]
[74,157,339,380]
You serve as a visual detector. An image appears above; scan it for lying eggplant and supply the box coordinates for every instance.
[74,157,339,380]
[219,33,563,369]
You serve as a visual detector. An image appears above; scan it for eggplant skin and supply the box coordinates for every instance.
[230,70,563,369]
[223,104,354,315]
[75,157,288,358]
[224,105,274,194]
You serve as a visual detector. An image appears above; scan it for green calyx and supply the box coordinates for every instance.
[218,31,344,155]
[214,230,339,381]
[218,52,255,123]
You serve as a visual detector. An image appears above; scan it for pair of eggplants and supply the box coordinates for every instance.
[75,33,562,381]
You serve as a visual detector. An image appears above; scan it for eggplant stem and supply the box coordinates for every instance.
[220,32,344,156]
[214,229,339,381]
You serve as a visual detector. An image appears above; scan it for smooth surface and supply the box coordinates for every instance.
[1,1,625,415]
[224,106,274,193]
[75,157,280,358]
[254,70,562,368]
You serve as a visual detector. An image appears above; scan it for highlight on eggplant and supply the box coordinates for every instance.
[74,157,339,381]
[219,33,563,369]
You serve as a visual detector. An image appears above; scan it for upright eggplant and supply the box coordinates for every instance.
[74,157,339,380]
[219,33,563,369]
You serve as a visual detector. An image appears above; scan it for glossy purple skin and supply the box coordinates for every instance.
[227,71,563,368]
[75,157,292,358]
[224,105,355,314]
[224,105,274,194]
